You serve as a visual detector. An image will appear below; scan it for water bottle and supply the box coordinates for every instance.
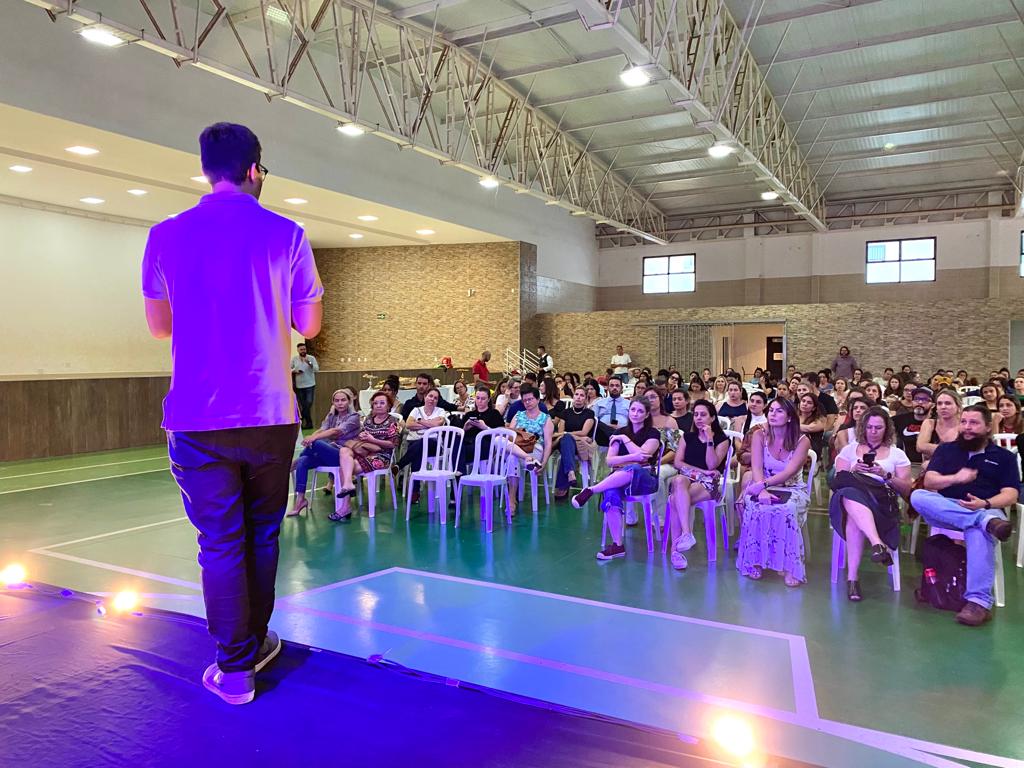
[924,568,937,585]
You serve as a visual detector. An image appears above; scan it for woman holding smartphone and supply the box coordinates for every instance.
[457,387,506,475]
[829,406,912,601]
[736,397,811,586]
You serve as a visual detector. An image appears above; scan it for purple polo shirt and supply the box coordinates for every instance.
[141,190,323,431]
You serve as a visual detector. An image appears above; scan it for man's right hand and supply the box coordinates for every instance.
[954,467,978,484]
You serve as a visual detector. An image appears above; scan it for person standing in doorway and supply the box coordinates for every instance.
[611,344,632,383]
[291,342,319,429]
[142,123,323,705]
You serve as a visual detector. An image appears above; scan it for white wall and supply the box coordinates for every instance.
[598,217,1023,287]
[0,2,599,285]
[0,202,171,376]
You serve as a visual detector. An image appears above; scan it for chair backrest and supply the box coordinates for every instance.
[472,428,516,476]
[961,395,982,406]
[418,426,464,473]
[805,450,818,496]
[718,416,731,431]
[992,433,1019,452]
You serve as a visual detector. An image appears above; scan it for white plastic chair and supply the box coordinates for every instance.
[516,451,551,512]
[354,443,399,518]
[830,532,902,592]
[605,443,666,553]
[455,428,515,533]
[991,433,1024,569]
[660,440,734,563]
[313,466,346,515]
[405,426,463,524]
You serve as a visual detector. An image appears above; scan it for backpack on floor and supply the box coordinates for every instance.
[914,534,967,612]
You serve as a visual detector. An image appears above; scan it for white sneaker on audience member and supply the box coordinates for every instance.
[675,532,696,552]
[670,551,687,570]
[624,506,639,526]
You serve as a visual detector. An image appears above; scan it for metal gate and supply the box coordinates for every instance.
[657,323,714,374]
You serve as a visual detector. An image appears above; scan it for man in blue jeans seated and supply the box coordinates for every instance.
[910,404,1016,627]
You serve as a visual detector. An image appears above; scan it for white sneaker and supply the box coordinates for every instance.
[670,551,688,570]
[675,532,697,552]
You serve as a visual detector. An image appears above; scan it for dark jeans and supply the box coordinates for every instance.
[293,438,339,494]
[168,423,298,673]
[295,386,315,428]
[556,434,578,491]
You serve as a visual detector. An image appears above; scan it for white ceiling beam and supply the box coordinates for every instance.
[790,87,1024,126]
[755,0,887,27]
[803,115,1024,146]
[569,0,826,229]
[787,51,1020,96]
[591,132,708,153]
[500,49,622,79]
[532,82,658,109]
[391,0,469,20]
[446,3,581,46]
[635,167,753,186]
[563,107,697,133]
[807,137,1020,165]
[765,13,1020,66]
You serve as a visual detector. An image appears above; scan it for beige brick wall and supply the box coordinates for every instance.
[313,242,523,371]
[534,298,1024,379]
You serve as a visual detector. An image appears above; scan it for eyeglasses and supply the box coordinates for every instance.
[256,163,269,177]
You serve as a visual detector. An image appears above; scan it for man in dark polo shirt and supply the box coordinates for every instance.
[400,372,457,419]
[911,405,1017,626]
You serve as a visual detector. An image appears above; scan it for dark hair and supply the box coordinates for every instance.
[855,406,895,447]
[748,391,767,405]
[841,396,872,430]
[541,377,559,405]
[623,397,654,440]
[199,123,261,184]
[416,372,433,384]
[766,397,802,452]
[520,384,539,400]
[799,392,822,424]
[962,403,992,425]
[524,372,538,383]
[423,387,442,402]
[690,399,725,438]
[671,388,690,402]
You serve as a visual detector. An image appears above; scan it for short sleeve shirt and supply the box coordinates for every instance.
[615,425,660,469]
[472,360,490,382]
[927,442,1021,500]
[681,430,729,471]
[837,443,910,482]
[141,191,322,431]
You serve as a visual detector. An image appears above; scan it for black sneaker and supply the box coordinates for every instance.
[986,517,1012,542]
[595,543,625,561]
[571,488,593,509]
[254,630,282,673]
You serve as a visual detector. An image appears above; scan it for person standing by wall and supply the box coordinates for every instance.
[611,344,632,383]
[142,122,323,705]
[291,342,319,429]
[472,350,493,389]
[831,345,859,382]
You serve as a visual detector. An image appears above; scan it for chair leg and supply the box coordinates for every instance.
[909,516,921,555]
[530,471,539,513]
[643,499,654,553]
[702,502,717,563]
[440,481,448,525]
[366,475,376,519]
[830,531,845,584]
[405,477,413,520]
[995,543,1005,608]
[662,500,672,556]
[454,482,463,527]
[889,547,901,592]
[388,473,398,511]
[1016,504,1023,568]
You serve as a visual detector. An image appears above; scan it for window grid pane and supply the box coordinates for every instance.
[644,257,668,275]
[866,238,935,284]
[642,253,696,293]
[668,273,695,293]
[643,274,669,293]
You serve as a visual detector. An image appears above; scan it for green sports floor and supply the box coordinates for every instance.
[2,443,1023,768]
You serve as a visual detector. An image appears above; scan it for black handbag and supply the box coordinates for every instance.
[829,469,901,520]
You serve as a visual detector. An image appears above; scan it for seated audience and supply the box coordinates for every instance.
[1013,375,1024,401]
[632,380,648,399]
[862,381,884,409]
[397,386,450,504]
[833,377,850,414]
[758,371,776,399]
[288,388,362,516]
[709,376,728,407]
[552,387,596,499]
[851,368,864,387]
[495,378,520,417]
[910,405,1016,626]
[917,388,962,466]
[717,380,748,420]
[593,376,629,446]
[996,394,1023,435]
[818,369,833,393]
[584,379,602,408]
[572,399,661,562]
[401,372,457,418]
[829,406,913,601]
[980,381,1002,422]
[688,378,708,400]
[804,371,839,429]
[540,376,564,416]
[332,391,402,520]
[666,401,730,570]
[832,396,871,458]
[883,375,904,407]
[736,397,812,586]
[506,385,555,515]
[457,387,505,476]
[670,389,693,431]
[734,390,768,436]
[643,388,683,523]
[451,379,472,413]
[798,392,827,459]
[892,387,931,464]
[776,381,793,402]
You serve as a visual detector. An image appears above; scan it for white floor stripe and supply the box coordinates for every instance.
[34,516,188,551]
[0,468,168,494]
[29,549,201,590]
[0,455,167,480]
[278,567,401,602]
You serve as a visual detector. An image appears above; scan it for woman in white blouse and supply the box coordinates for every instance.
[829,406,913,602]
[396,387,449,503]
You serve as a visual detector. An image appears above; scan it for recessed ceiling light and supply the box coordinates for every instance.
[337,123,365,137]
[544,200,559,206]
[357,214,379,222]
[571,211,588,216]
[883,142,896,151]
[708,143,735,159]
[479,176,500,189]
[191,175,208,183]
[79,197,105,205]
[415,228,435,235]
[619,65,651,87]
[264,5,290,24]
[78,26,125,47]
[996,169,1009,176]
[349,233,364,239]
[65,145,99,156]
[127,188,147,196]
[760,191,779,201]
[284,197,308,205]
[8,165,32,173]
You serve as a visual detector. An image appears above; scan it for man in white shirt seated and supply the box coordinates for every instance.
[610,345,632,384]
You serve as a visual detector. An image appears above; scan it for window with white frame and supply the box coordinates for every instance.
[1019,231,1023,277]
[865,238,936,284]
[642,254,695,294]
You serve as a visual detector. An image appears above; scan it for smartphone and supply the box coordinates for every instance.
[863,452,876,467]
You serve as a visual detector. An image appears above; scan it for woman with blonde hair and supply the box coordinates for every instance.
[917,388,962,465]
[710,375,729,407]
[288,388,361,516]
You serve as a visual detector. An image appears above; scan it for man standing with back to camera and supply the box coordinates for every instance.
[141,123,323,704]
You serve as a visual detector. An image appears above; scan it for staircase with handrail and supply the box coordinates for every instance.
[504,347,540,376]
